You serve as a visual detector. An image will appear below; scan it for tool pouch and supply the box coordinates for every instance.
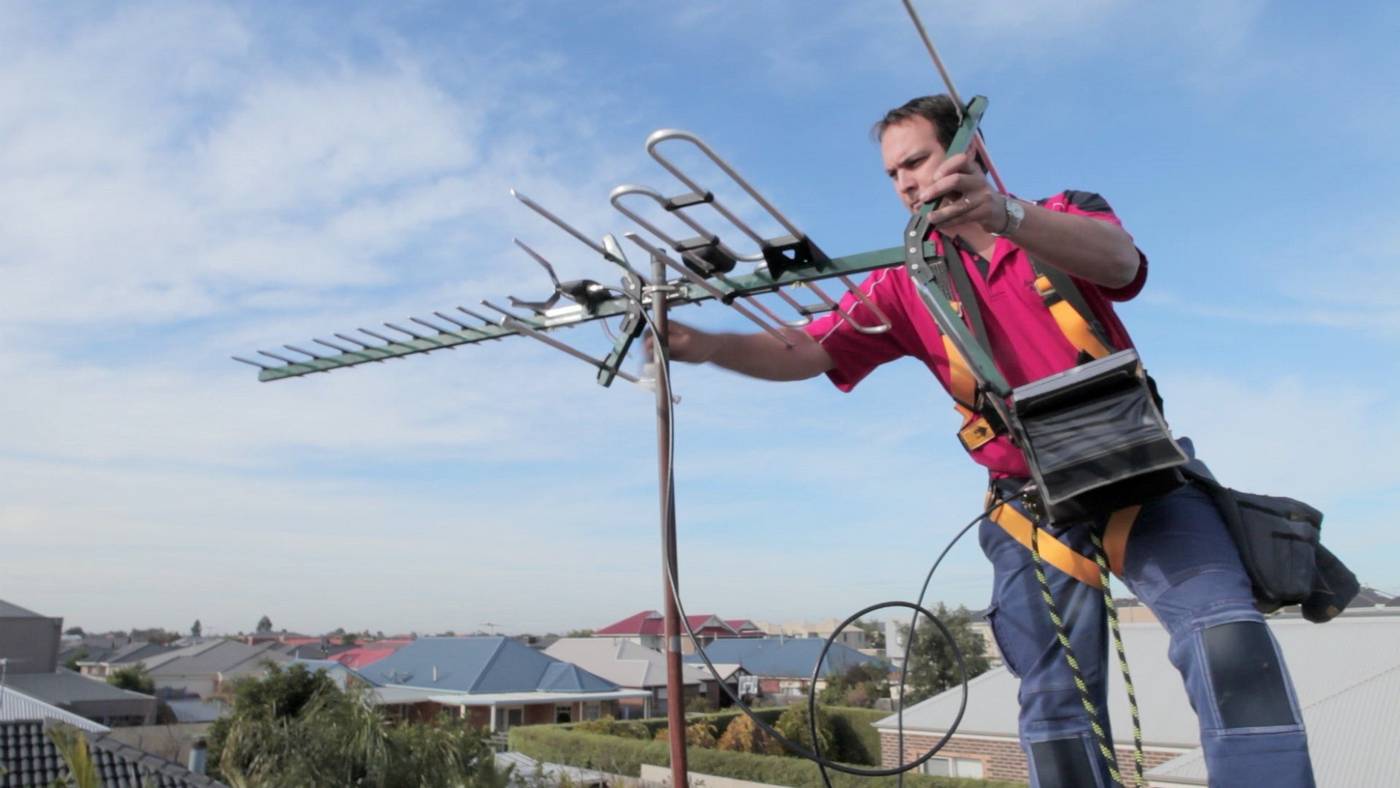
[1012,349,1187,522]
[1185,470,1357,620]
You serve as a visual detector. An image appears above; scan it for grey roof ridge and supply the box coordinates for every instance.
[468,636,510,693]
[1297,658,1400,712]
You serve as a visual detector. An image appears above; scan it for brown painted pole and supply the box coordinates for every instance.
[650,252,689,788]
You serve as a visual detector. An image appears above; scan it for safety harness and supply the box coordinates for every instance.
[933,234,1148,786]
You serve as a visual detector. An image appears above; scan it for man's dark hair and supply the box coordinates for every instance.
[871,94,960,146]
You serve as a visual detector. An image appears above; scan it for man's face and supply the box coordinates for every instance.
[880,116,947,214]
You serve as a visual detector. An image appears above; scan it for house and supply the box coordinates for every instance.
[329,638,413,670]
[0,599,62,677]
[76,640,175,679]
[1,598,159,727]
[0,719,223,787]
[594,610,741,653]
[544,637,732,717]
[681,636,887,700]
[141,639,289,699]
[722,620,767,638]
[874,612,1400,785]
[354,636,649,732]
[752,618,868,649]
[1,684,111,733]
[1,670,158,727]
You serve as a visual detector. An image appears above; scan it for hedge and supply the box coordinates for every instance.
[509,717,1024,788]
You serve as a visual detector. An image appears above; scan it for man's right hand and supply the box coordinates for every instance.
[647,320,720,364]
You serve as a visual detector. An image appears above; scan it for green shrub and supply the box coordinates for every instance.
[654,720,719,748]
[715,712,781,755]
[511,716,1024,788]
[774,704,836,756]
[570,716,649,739]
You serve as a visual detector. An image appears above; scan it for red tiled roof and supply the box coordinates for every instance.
[596,610,663,636]
[332,644,406,670]
[597,611,741,637]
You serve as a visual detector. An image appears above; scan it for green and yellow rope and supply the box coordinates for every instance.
[1029,521,1146,787]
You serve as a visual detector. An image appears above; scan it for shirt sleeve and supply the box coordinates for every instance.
[802,267,909,392]
[1040,190,1148,302]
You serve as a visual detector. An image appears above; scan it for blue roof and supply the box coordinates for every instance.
[683,638,886,679]
[356,636,619,694]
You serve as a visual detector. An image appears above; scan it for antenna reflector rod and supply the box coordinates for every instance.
[480,300,643,385]
[510,189,613,260]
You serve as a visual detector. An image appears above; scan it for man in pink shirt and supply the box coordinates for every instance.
[663,95,1314,787]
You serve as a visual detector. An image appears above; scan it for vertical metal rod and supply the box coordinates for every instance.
[900,0,1007,193]
[652,256,690,788]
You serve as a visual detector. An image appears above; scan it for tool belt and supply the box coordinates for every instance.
[1182,468,1359,622]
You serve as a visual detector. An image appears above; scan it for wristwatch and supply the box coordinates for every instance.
[992,196,1024,237]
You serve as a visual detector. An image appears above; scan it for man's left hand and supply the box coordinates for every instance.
[918,151,1003,232]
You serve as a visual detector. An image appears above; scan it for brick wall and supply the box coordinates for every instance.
[879,730,1181,783]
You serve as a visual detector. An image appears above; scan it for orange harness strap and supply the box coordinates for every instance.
[989,501,1141,588]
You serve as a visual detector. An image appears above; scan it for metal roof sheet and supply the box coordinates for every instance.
[543,638,707,688]
[146,641,286,676]
[0,686,109,733]
[356,636,620,695]
[1148,661,1400,786]
[682,637,885,679]
[4,671,157,706]
[874,613,1400,755]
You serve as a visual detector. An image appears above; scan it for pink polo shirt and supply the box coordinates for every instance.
[804,191,1147,478]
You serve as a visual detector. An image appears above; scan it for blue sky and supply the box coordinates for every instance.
[2,1,1396,636]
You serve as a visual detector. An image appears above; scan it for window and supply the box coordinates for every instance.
[495,706,525,731]
[922,757,984,779]
[582,702,602,721]
[555,704,573,724]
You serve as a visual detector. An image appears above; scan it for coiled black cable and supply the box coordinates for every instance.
[615,287,1026,785]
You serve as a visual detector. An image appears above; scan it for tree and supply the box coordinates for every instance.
[565,629,594,638]
[191,619,202,638]
[715,713,781,755]
[64,646,89,672]
[64,626,85,636]
[108,663,155,695]
[256,615,274,634]
[897,603,991,705]
[818,663,889,708]
[208,663,492,786]
[130,627,181,645]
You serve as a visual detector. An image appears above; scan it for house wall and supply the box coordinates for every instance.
[879,730,1182,783]
[0,615,62,673]
[523,703,555,726]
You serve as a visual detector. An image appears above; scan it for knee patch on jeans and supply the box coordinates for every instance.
[1030,736,1100,788]
[1202,620,1297,728]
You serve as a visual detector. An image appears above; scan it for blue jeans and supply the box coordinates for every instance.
[979,450,1315,787]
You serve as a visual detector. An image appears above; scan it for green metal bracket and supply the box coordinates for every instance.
[900,95,1010,397]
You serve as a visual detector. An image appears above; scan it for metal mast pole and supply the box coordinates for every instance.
[651,255,690,787]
